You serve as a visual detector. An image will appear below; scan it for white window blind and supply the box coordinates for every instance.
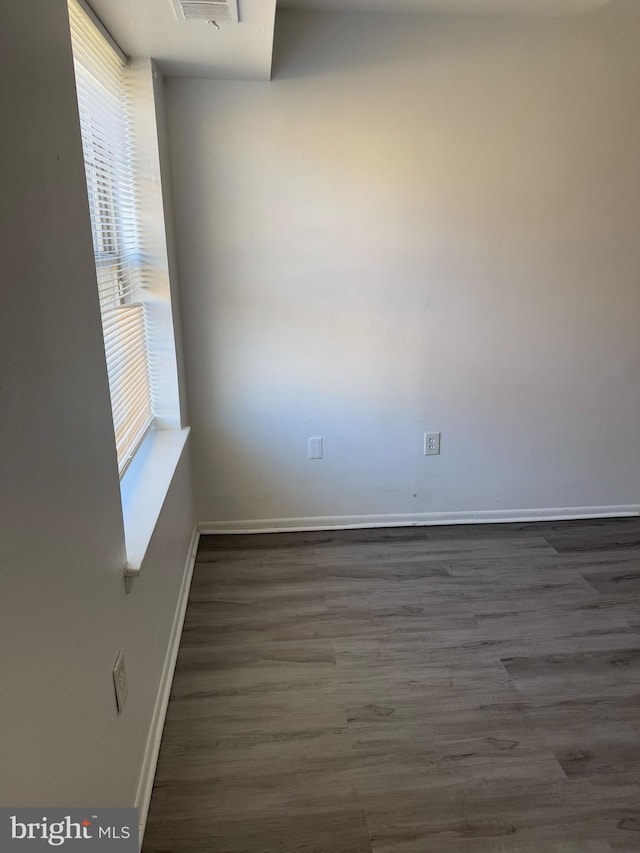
[69,0,154,475]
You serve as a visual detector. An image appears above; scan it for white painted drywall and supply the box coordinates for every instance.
[166,10,640,526]
[0,0,195,805]
[152,62,191,429]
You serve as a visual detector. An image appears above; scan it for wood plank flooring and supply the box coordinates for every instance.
[143,518,640,853]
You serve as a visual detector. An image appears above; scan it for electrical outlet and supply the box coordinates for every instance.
[112,651,128,713]
[424,432,441,456]
[308,437,323,460]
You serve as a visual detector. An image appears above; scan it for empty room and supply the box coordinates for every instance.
[2,0,640,851]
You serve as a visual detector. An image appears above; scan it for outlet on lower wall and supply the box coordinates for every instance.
[424,432,441,455]
[113,650,128,713]
[308,437,323,459]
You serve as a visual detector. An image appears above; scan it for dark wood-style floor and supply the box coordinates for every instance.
[143,518,640,853]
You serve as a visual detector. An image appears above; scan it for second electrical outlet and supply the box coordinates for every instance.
[424,432,441,455]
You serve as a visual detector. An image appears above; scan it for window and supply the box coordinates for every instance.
[68,1,188,573]
[69,0,153,475]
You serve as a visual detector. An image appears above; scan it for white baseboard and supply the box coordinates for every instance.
[135,525,200,848]
[198,505,640,535]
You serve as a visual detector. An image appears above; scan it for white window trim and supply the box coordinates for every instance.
[118,58,188,577]
[121,427,190,576]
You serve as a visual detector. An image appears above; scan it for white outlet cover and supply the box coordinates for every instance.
[424,432,441,456]
[308,437,323,460]
[113,650,128,713]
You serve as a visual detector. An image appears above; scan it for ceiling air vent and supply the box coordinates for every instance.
[171,0,239,23]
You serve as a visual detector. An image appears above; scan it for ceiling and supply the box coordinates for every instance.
[279,0,640,12]
[88,0,276,79]
[88,0,640,82]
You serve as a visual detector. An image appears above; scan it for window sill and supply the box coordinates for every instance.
[120,426,190,577]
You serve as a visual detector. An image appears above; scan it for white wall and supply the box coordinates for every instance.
[0,0,195,805]
[153,63,191,429]
[167,10,640,527]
